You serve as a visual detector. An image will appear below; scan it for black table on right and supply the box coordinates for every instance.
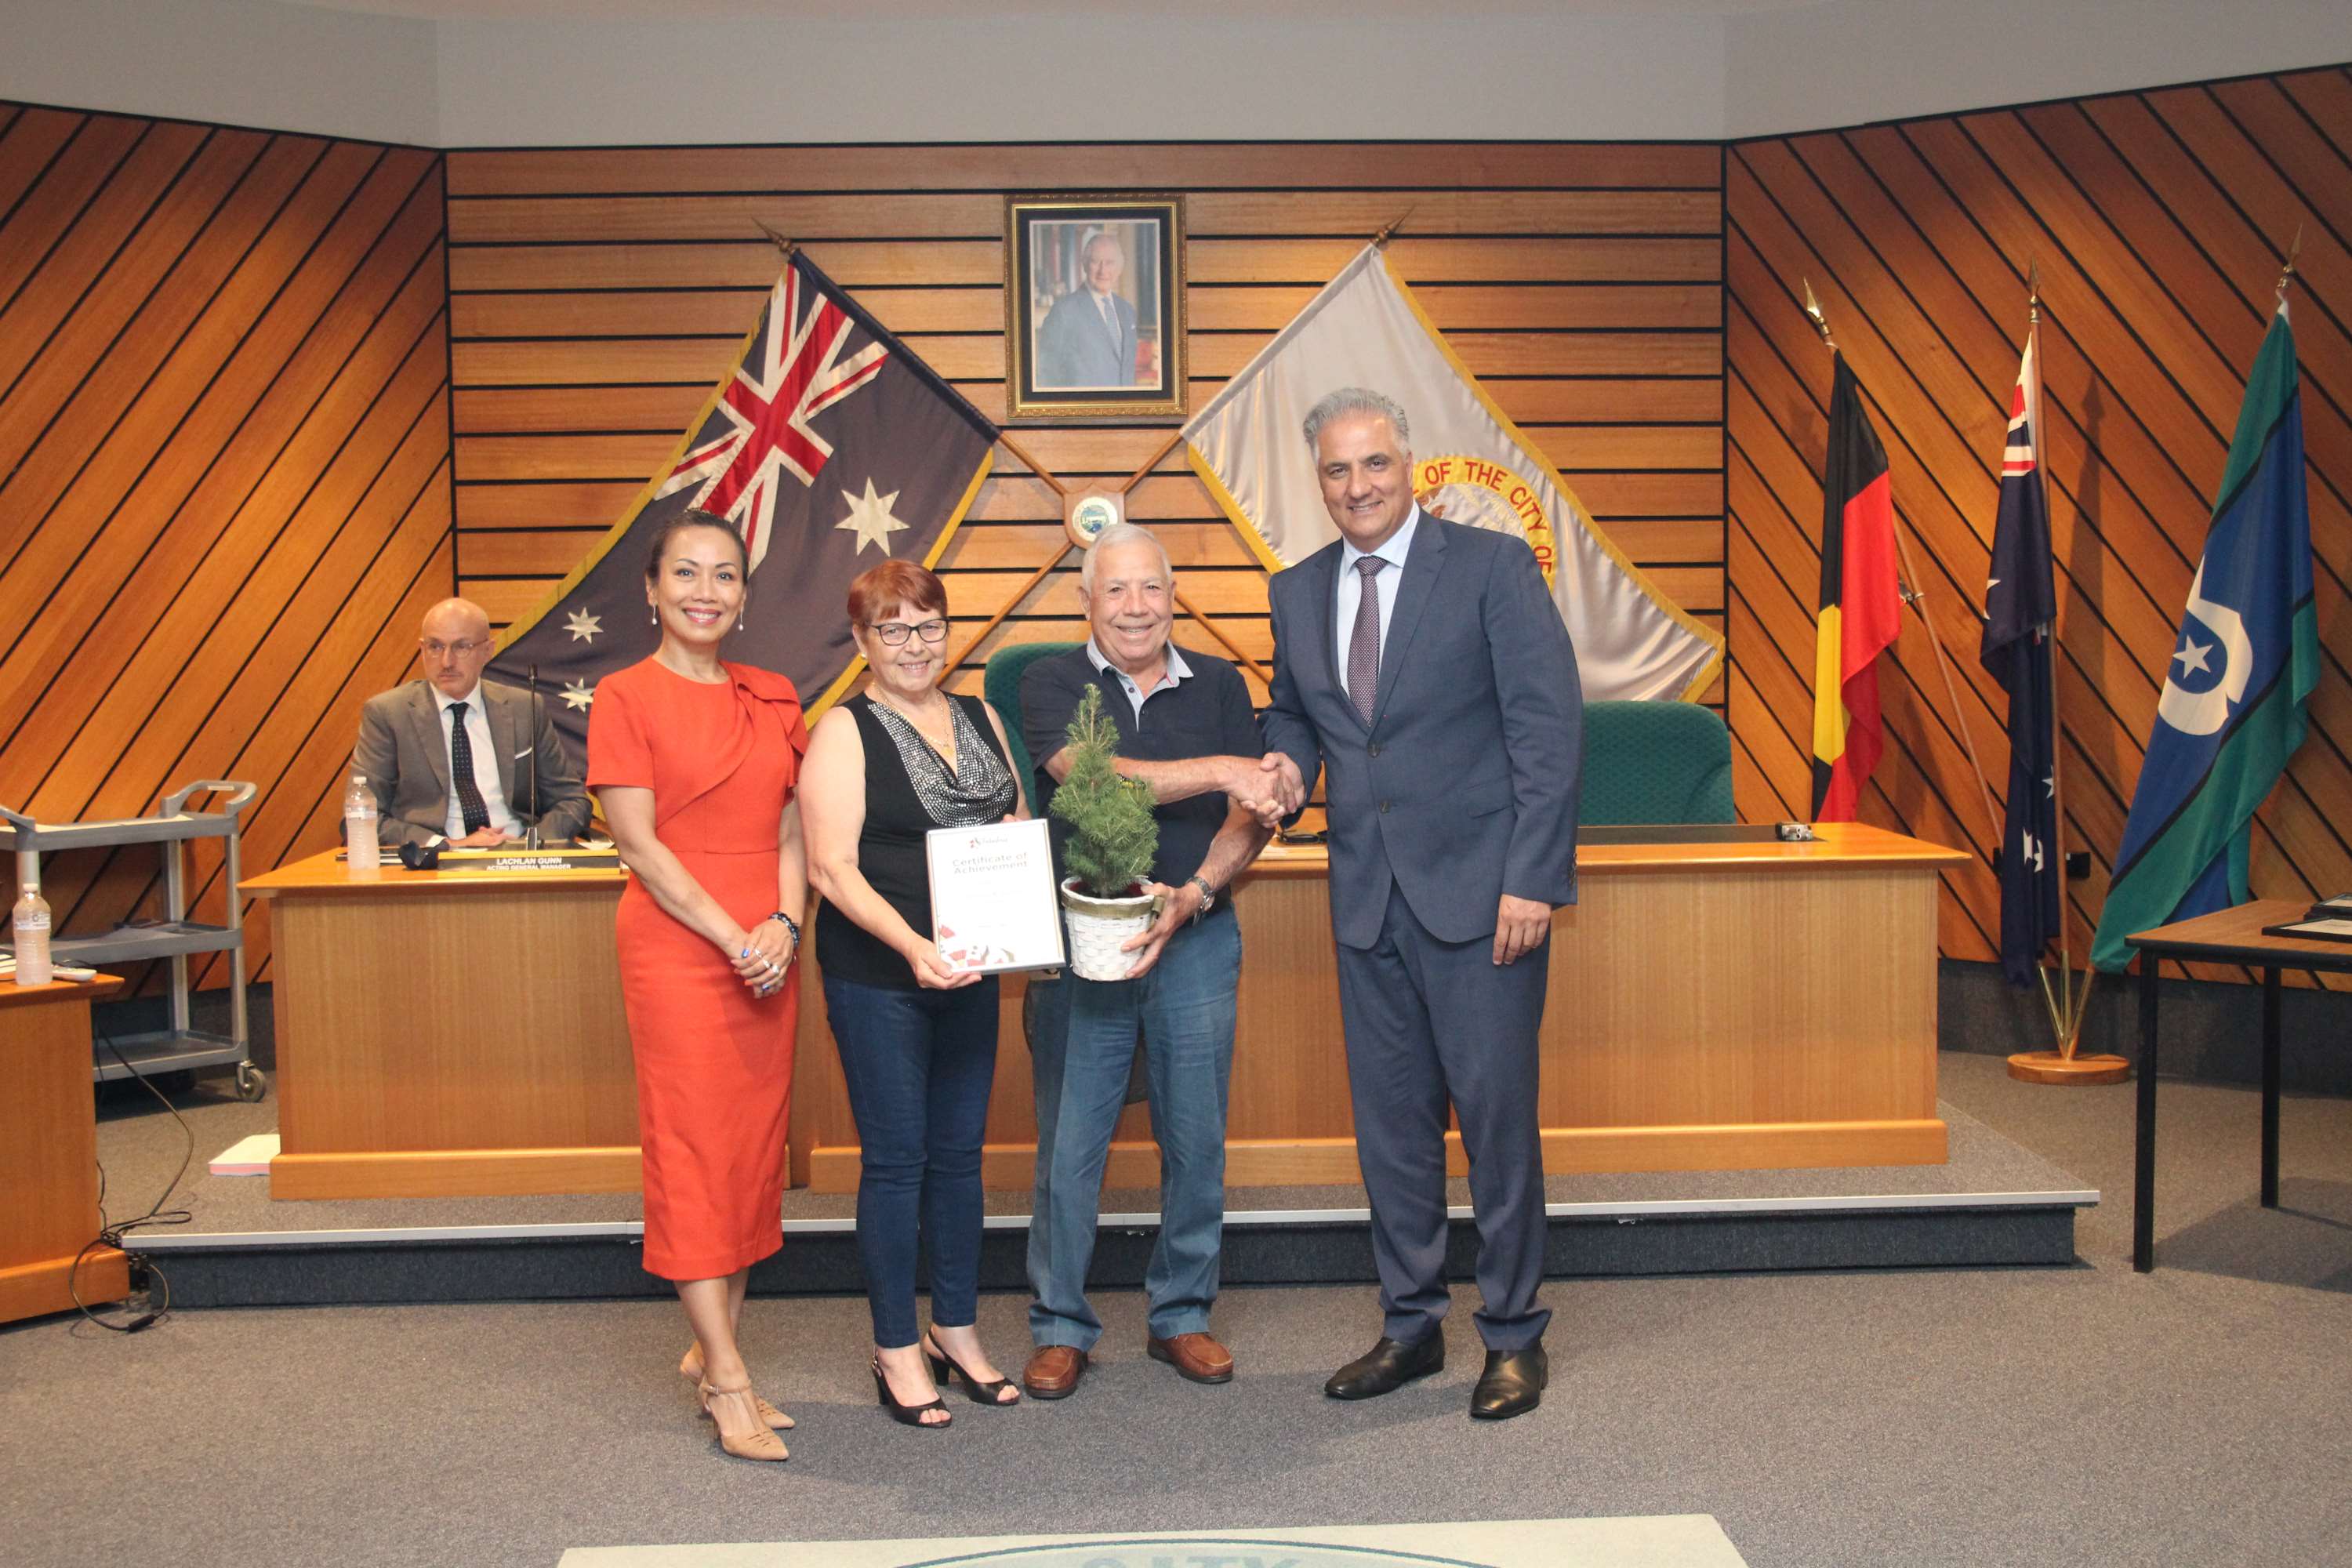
[2125,898,2352,1272]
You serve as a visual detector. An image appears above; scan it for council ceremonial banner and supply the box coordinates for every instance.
[1180,244,1722,702]
[1980,325,2062,985]
[489,252,998,759]
[2091,303,2318,972]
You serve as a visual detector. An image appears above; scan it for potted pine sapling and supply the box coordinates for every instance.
[1051,684,1162,980]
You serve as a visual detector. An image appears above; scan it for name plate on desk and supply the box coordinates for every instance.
[926,819,1064,975]
[437,848,622,875]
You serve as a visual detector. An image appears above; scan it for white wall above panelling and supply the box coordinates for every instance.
[2,0,2347,146]
[0,0,439,146]
[430,10,1729,145]
[1722,0,2352,138]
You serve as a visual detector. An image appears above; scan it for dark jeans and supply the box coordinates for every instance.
[822,972,1000,1348]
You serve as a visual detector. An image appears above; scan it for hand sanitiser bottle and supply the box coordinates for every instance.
[12,882,52,986]
[344,775,379,880]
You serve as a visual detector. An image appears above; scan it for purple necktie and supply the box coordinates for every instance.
[1348,555,1386,724]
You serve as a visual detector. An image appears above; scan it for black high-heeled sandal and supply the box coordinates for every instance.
[922,1333,1022,1406]
[871,1354,951,1428]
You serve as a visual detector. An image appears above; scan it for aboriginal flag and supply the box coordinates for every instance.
[488,251,998,762]
[1809,354,1901,822]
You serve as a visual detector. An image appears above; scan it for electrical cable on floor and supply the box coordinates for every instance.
[69,1031,198,1334]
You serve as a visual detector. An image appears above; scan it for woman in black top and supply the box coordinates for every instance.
[800,560,1027,1428]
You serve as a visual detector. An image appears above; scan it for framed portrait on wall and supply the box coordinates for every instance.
[1005,195,1185,419]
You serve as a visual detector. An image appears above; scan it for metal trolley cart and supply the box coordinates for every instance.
[2,780,263,1102]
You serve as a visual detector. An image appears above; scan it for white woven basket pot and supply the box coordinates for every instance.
[1058,877,1160,982]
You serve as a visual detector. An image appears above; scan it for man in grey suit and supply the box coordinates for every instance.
[353,597,592,848]
[1033,231,1139,390]
[1260,387,1581,1421]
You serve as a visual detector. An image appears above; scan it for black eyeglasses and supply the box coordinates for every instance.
[866,619,949,645]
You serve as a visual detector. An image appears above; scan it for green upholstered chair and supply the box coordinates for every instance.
[1578,699,1736,826]
[982,640,1080,798]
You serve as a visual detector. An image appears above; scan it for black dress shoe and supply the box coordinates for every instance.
[1469,1344,1548,1421]
[1324,1334,1444,1400]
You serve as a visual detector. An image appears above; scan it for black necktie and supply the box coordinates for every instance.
[447,701,491,835]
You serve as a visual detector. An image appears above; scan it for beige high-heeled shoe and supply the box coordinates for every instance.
[699,1382,790,1463]
[681,1345,794,1429]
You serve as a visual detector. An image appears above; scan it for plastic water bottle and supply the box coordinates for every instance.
[344,775,379,880]
[13,883,52,986]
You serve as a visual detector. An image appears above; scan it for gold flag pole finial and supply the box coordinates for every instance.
[753,220,799,260]
[2276,222,2305,303]
[2027,260,2042,325]
[1371,207,1416,249]
[1802,278,1836,350]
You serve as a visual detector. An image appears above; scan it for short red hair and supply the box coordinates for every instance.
[847,560,948,626]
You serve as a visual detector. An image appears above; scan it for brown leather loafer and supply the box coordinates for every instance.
[1146,1331,1235,1385]
[1022,1345,1087,1400]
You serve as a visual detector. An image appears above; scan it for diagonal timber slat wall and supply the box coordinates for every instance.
[0,104,452,991]
[1726,65,2352,986]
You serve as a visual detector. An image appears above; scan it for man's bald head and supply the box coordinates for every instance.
[418,598,496,700]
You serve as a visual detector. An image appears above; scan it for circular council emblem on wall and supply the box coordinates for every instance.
[1414,455,1558,588]
[1065,490,1125,550]
[896,1539,1494,1568]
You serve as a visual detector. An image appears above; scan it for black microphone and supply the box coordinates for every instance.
[524,662,543,851]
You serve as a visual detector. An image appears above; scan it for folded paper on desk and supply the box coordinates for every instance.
[209,1133,278,1176]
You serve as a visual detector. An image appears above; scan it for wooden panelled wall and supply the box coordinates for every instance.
[1725,66,2352,983]
[439,144,1729,731]
[0,103,452,989]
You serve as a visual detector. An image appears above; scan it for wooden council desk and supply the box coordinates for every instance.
[792,821,1965,1192]
[249,823,1963,1200]
[2,975,131,1323]
[244,852,639,1200]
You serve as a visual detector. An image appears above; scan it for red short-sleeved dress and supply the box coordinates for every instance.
[586,656,810,1281]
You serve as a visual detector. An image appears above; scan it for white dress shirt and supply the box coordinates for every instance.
[1334,504,1422,703]
[433,684,523,840]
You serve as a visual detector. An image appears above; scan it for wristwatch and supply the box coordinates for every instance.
[1185,874,1216,924]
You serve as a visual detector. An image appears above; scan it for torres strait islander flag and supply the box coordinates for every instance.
[1181,244,1722,702]
[2090,303,2318,971]
[1980,325,2063,986]
[1810,353,1902,822]
[488,252,998,760]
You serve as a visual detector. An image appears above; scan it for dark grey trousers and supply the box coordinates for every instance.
[1335,881,1552,1351]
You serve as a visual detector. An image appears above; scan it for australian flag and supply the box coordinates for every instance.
[2090,303,2318,971]
[1980,327,2062,986]
[489,250,999,758]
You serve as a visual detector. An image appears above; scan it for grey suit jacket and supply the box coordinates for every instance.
[1034,286,1138,388]
[1261,517,1583,950]
[351,678,593,847]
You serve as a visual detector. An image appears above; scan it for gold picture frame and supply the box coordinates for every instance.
[1005,195,1186,420]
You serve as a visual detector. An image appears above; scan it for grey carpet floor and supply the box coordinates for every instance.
[5,1054,2350,1568]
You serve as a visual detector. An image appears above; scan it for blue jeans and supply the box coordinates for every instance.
[822,973,999,1348]
[1026,905,1240,1348]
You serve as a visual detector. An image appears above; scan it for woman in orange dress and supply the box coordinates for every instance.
[587,509,808,1465]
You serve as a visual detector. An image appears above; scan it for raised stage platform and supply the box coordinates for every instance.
[102,1087,2094,1310]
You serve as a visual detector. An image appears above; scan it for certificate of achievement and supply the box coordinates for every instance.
[926,818,1066,975]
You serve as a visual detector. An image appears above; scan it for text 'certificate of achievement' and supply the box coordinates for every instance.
[926,818,1065,975]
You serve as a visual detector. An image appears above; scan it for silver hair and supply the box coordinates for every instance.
[1079,522,1174,593]
[1301,387,1410,453]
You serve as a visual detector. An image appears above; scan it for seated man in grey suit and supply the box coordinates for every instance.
[1033,231,1140,390]
[353,597,591,848]
[1261,387,1581,1422]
